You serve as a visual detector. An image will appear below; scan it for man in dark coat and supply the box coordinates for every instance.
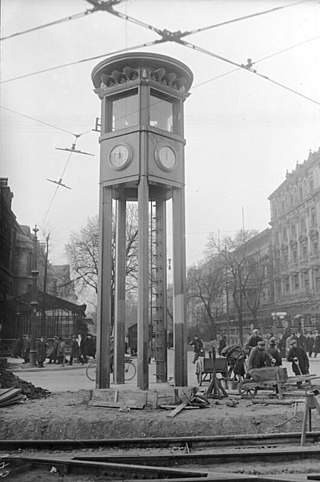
[306,332,314,357]
[36,336,47,368]
[69,335,81,365]
[218,335,227,356]
[189,335,204,363]
[246,329,263,352]
[21,334,31,363]
[247,340,275,371]
[267,337,282,366]
[287,339,309,376]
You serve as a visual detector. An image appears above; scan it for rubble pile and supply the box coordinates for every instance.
[0,368,50,399]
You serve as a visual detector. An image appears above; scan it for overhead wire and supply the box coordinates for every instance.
[0,7,98,41]
[193,34,320,90]
[3,0,319,236]
[184,0,313,37]
[177,37,320,107]
[0,40,164,84]
[0,105,78,136]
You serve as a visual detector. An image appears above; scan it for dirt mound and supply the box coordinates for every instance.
[0,368,50,399]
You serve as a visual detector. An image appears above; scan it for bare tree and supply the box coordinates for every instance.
[206,230,259,345]
[187,258,225,339]
[65,204,139,300]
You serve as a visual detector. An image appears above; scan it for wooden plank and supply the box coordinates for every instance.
[167,402,188,418]
[0,388,21,403]
[160,405,200,410]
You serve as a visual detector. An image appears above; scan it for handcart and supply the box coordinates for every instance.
[238,367,288,399]
[195,355,228,387]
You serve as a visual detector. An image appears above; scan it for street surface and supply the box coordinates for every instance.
[10,350,320,393]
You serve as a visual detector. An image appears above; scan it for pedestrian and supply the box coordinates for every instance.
[189,335,204,363]
[314,332,320,357]
[69,335,81,365]
[287,339,309,383]
[306,332,314,357]
[218,335,227,356]
[48,336,59,364]
[267,337,282,366]
[246,329,263,352]
[297,331,307,351]
[13,337,23,358]
[221,344,244,380]
[57,337,66,366]
[247,340,275,372]
[80,334,90,363]
[285,332,296,356]
[21,334,31,364]
[36,336,47,368]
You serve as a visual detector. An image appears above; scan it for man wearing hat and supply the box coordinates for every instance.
[247,339,275,372]
[246,329,263,353]
[287,339,309,377]
[267,337,282,366]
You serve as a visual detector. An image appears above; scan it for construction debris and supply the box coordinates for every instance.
[0,368,50,400]
[166,392,210,418]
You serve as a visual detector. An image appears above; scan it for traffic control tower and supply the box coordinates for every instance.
[92,52,193,390]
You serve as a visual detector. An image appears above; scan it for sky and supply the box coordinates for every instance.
[1,0,320,269]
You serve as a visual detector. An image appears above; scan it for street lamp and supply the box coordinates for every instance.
[29,225,39,366]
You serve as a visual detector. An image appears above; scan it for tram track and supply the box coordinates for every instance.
[3,432,320,480]
[2,430,320,451]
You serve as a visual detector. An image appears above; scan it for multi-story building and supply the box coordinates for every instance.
[0,178,86,343]
[268,149,320,332]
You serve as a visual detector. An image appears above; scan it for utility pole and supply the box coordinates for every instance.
[42,234,50,325]
[29,225,39,366]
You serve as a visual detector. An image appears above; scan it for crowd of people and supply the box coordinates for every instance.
[189,328,315,383]
[12,333,96,368]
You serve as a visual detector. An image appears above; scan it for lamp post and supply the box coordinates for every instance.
[29,225,39,366]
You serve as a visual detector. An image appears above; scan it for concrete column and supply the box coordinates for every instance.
[137,175,149,390]
[114,197,126,384]
[172,186,187,386]
[96,186,113,388]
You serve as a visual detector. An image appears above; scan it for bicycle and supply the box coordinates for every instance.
[85,354,136,382]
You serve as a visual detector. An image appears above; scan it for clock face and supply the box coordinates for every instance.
[109,144,132,170]
[156,145,177,171]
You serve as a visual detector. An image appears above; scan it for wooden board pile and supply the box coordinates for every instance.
[0,368,50,399]
[0,388,26,407]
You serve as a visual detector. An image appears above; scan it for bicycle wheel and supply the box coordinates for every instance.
[86,362,96,381]
[125,360,136,381]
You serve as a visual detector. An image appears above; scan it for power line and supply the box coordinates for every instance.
[193,34,320,90]
[180,0,312,37]
[0,105,77,135]
[177,38,320,107]
[0,40,164,84]
[0,7,97,41]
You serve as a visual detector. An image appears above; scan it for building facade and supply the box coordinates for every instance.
[0,178,86,343]
[269,149,320,333]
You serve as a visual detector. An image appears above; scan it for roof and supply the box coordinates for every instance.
[0,290,86,317]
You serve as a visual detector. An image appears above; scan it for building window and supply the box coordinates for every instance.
[149,89,183,135]
[302,244,308,259]
[292,249,298,262]
[316,277,320,293]
[312,239,318,256]
[299,185,303,201]
[105,89,139,133]
[293,273,299,290]
[310,177,314,193]
[311,208,317,227]
[284,277,290,292]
